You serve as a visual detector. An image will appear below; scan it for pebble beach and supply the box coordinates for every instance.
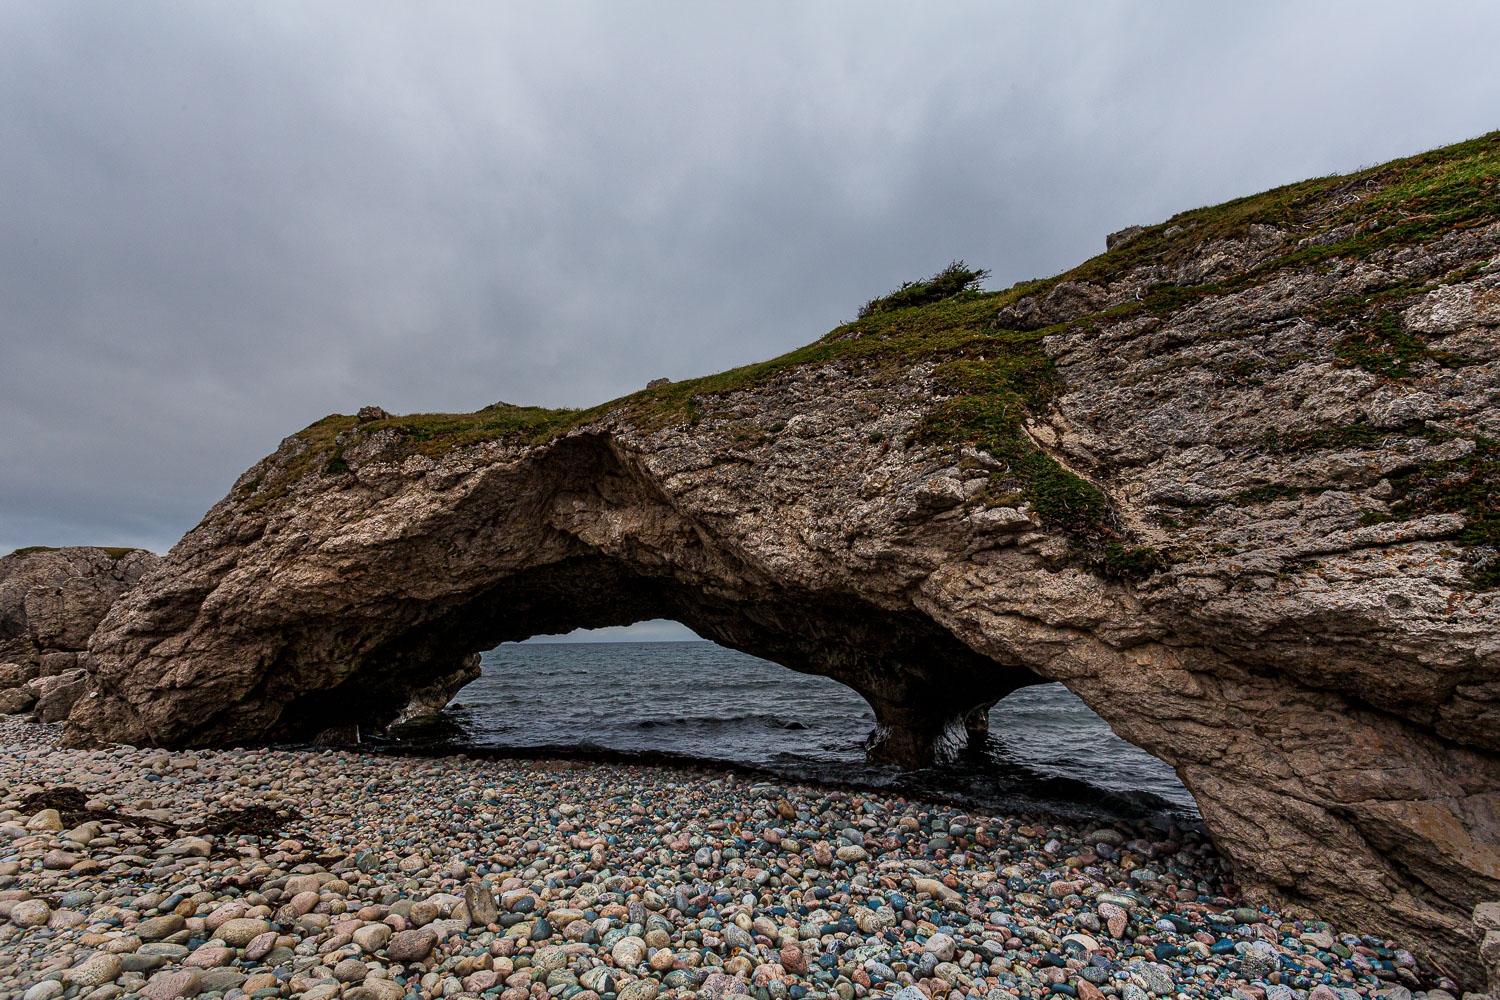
[0,716,1453,1000]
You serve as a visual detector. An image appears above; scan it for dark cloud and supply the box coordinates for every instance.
[4,1,1499,559]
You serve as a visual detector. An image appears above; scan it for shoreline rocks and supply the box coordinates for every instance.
[0,715,1465,1000]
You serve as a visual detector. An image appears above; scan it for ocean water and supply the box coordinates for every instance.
[382,640,1197,822]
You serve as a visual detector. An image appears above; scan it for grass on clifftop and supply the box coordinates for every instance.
[3,546,141,561]
[1053,130,1500,292]
[247,276,1152,578]
[246,131,1500,581]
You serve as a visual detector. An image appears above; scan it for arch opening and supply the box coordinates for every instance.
[372,620,1195,820]
[265,555,1040,768]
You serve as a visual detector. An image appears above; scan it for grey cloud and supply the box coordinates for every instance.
[4,0,1499,560]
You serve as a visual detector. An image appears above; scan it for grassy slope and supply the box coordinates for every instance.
[252,131,1500,583]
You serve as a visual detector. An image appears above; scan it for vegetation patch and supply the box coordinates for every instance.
[1259,421,1422,455]
[1332,308,1477,380]
[3,545,138,561]
[1230,483,1314,505]
[858,261,990,319]
[1013,131,1500,310]
[904,323,1152,579]
[1102,544,1165,579]
[1254,421,1497,589]
[321,447,351,477]
[4,546,58,558]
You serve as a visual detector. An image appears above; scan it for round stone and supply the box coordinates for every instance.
[922,932,957,962]
[353,922,392,950]
[11,899,51,927]
[611,935,647,966]
[66,952,123,987]
[217,917,271,947]
[246,931,281,962]
[387,927,438,961]
[140,967,204,1000]
[335,957,371,982]
[27,808,63,831]
[135,914,187,941]
[618,979,659,1000]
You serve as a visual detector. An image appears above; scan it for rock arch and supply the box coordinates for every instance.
[70,432,1036,761]
[67,407,1498,983]
[64,136,1500,983]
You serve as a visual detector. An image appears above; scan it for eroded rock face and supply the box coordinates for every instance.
[66,137,1500,983]
[0,546,160,722]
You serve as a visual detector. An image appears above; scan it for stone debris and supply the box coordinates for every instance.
[0,716,1458,1000]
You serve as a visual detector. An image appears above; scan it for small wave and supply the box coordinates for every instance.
[636,713,808,731]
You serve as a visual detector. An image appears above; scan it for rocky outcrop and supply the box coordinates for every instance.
[0,546,160,722]
[65,133,1500,984]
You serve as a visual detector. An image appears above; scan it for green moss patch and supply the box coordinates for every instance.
[1332,308,1479,380]
[1251,421,1498,589]
[1259,421,1419,455]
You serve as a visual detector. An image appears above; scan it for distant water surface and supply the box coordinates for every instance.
[382,640,1197,822]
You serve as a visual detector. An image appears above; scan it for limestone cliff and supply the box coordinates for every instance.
[68,133,1500,983]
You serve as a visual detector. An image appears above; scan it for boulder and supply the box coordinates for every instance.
[1106,225,1145,251]
[0,546,158,724]
[0,688,36,715]
[29,668,89,723]
[1478,902,1500,996]
[0,661,39,687]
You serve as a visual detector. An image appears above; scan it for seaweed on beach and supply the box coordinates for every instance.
[195,804,300,838]
[16,785,138,827]
[15,785,305,843]
[18,786,89,816]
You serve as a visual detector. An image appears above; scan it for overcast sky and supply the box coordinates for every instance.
[4,2,1499,587]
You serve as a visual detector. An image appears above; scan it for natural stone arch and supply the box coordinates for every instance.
[72,432,1035,762]
[64,136,1500,984]
[66,409,1497,984]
